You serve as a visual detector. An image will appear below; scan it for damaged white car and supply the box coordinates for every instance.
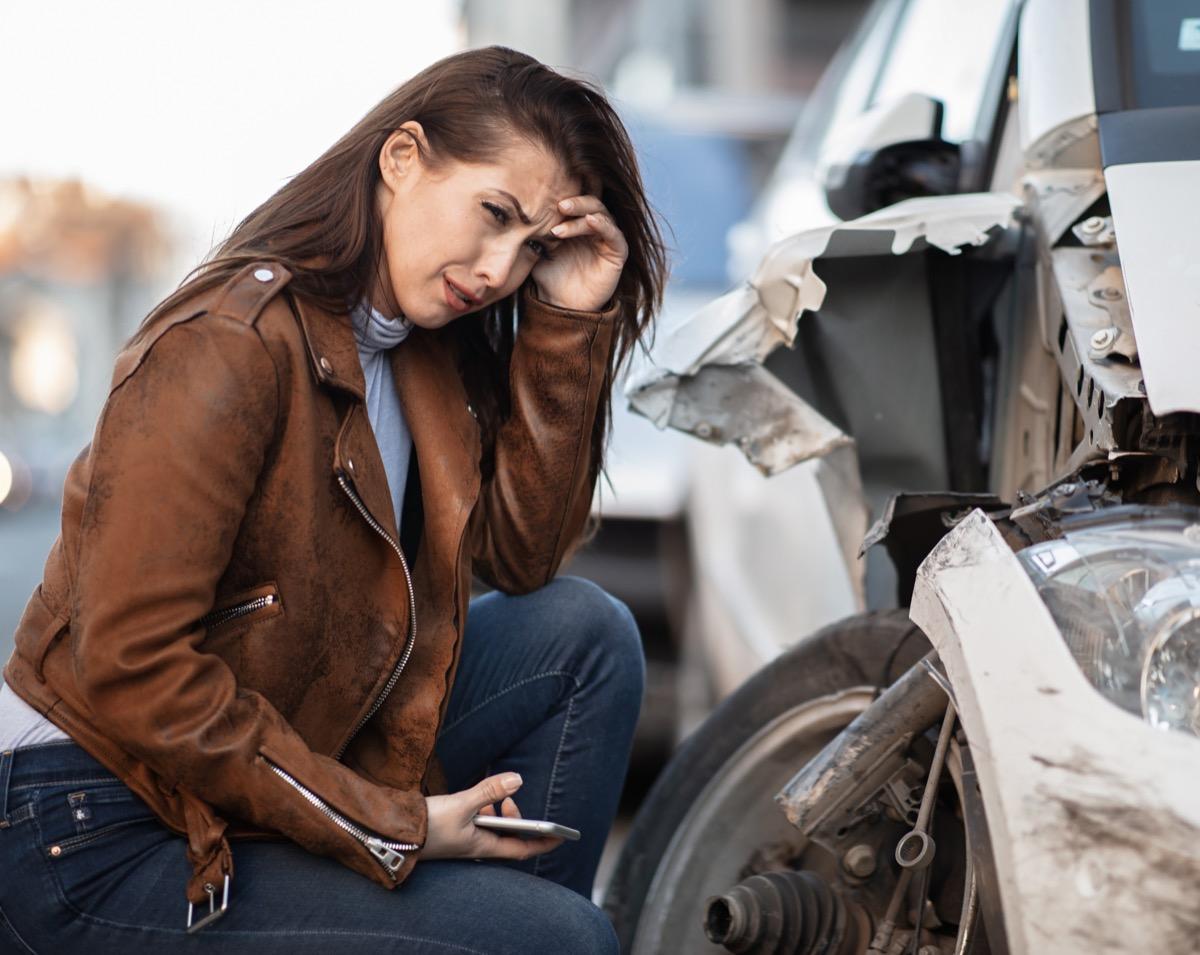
[604,0,1200,952]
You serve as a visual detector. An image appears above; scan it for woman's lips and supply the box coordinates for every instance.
[443,277,477,312]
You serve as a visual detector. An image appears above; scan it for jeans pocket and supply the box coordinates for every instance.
[35,779,176,917]
[37,780,159,857]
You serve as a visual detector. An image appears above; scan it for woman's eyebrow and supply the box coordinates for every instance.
[493,189,563,244]
[494,190,532,225]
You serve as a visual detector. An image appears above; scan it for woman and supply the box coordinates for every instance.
[0,46,665,953]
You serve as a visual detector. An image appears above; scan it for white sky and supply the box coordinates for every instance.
[0,0,463,267]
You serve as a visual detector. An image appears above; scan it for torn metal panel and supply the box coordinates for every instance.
[844,192,1022,256]
[812,444,869,609]
[627,192,1021,474]
[627,282,820,432]
[910,510,1200,954]
[662,365,851,477]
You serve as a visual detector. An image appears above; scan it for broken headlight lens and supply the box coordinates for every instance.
[1018,513,1200,737]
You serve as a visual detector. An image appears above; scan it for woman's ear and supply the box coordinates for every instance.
[378,121,429,194]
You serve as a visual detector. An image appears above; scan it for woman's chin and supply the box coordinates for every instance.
[393,302,455,331]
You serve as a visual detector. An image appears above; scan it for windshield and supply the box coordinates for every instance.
[869,0,1013,143]
[774,0,906,169]
[1125,0,1200,108]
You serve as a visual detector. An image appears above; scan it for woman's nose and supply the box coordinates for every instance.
[474,241,524,292]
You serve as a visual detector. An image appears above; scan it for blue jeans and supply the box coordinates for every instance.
[0,577,644,953]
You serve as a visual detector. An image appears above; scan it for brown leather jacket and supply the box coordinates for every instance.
[2,261,616,906]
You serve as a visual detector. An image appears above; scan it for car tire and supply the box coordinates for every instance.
[603,609,929,953]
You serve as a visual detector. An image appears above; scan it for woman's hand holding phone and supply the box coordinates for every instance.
[421,772,564,861]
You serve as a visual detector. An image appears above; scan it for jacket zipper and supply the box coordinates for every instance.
[332,470,418,760]
[199,594,277,630]
[257,473,422,879]
[262,757,418,878]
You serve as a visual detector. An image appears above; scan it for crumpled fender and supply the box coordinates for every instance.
[910,510,1200,954]
[626,191,1021,475]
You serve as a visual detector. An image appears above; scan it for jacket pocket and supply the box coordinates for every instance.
[198,581,283,633]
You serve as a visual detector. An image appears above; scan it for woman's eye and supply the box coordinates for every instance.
[526,239,551,260]
[483,202,508,224]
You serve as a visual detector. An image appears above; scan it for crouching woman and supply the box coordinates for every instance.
[0,45,665,954]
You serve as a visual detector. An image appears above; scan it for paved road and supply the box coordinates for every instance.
[0,500,61,679]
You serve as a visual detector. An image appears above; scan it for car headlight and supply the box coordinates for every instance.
[1018,512,1200,737]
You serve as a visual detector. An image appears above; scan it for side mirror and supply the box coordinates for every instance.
[818,93,961,220]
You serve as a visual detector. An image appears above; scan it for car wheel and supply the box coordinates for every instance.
[603,610,928,953]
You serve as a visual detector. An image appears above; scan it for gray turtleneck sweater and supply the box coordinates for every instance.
[350,299,414,527]
[0,300,415,751]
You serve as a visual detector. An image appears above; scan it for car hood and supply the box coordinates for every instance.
[1106,159,1200,416]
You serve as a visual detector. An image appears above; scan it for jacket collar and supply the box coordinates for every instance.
[288,292,366,401]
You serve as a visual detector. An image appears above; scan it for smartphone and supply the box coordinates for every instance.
[472,814,581,841]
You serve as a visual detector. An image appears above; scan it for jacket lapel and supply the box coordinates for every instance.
[288,291,481,564]
[287,293,366,401]
[289,293,398,540]
[390,331,481,575]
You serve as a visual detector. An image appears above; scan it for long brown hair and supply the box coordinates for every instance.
[149,45,666,485]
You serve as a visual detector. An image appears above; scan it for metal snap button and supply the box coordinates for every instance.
[253,268,274,283]
[49,845,62,857]
[319,357,333,374]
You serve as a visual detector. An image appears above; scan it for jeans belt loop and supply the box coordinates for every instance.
[185,872,231,934]
[0,749,13,827]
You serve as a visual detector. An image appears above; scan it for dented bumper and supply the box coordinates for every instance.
[910,510,1200,954]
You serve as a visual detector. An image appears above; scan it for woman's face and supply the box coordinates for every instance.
[374,122,579,328]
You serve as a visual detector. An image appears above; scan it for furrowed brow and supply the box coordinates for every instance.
[493,189,561,244]
[496,190,532,225]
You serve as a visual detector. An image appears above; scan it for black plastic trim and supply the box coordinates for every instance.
[1099,106,1200,166]
[1089,0,1129,114]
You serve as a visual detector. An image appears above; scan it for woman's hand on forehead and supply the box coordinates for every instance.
[528,193,627,312]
